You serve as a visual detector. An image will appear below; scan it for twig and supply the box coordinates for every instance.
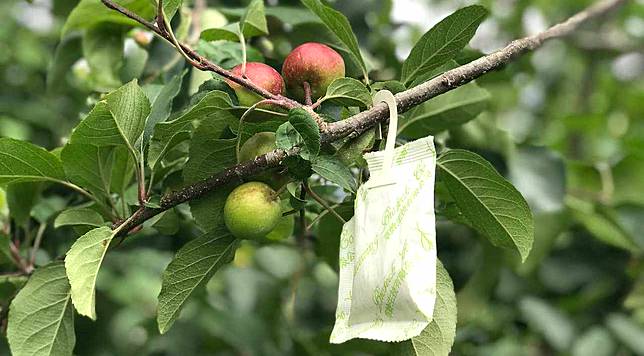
[306,203,342,230]
[112,0,625,237]
[303,185,346,224]
[29,223,46,266]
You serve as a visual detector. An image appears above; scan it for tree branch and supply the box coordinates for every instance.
[115,0,625,236]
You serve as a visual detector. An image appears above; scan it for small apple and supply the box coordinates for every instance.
[238,132,289,188]
[226,62,285,107]
[282,42,345,103]
[223,182,282,240]
[266,215,295,241]
[239,132,277,162]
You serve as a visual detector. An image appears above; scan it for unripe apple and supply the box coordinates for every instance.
[266,215,295,241]
[239,132,276,162]
[226,62,285,107]
[282,42,345,103]
[224,182,282,240]
[239,132,289,188]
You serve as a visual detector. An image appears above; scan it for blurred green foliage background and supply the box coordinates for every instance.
[1,0,643,355]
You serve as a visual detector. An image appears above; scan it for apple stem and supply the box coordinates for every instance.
[303,82,313,106]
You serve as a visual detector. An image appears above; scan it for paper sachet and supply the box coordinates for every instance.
[330,136,438,343]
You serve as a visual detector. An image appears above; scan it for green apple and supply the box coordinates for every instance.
[223,182,282,240]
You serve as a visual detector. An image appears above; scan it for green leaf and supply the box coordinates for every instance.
[7,261,75,356]
[82,24,124,91]
[322,78,371,107]
[196,40,264,69]
[157,228,238,333]
[437,150,534,261]
[64,226,114,320]
[103,79,151,146]
[62,0,155,37]
[240,0,268,37]
[201,22,242,42]
[143,70,187,144]
[6,183,42,226]
[566,197,639,252]
[162,0,183,21]
[371,80,406,94]
[401,5,488,86]
[519,297,576,351]
[47,35,81,91]
[276,108,320,161]
[572,327,616,356]
[300,0,368,81]
[0,138,66,186]
[606,314,644,354]
[54,207,105,228]
[149,90,234,168]
[398,82,490,137]
[312,155,356,193]
[0,233,12,265]
[70,81,150,150]
[399,260,457,356]
[61,144,120,199]
[184,120,238,232]
[220,6,320,27]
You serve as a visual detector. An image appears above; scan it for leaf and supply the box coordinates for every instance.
[0,138,66,186]
[401,5,488,86]
[519,297,576,351]
[61,144,118,199]
[82,24,124,91]
[149,90,234,168]
[322,78,371,107]
[184,120,239,232]
[62,0,155,37]
[0,233,13,265]
[157,228,238,333]
[240,0,268,37]
[606,314,644,355]
[399,260,457,356]
[201,22,242,42]
[300,0,368,81]
[220,6,320,27]
[437,150,534,261]
[162,0,182,21]
[47,35,81,91]
[103,79,151,146]
[196,40,264,69]
[6,183,42,226]
[143,70,187,144]
[64,226,114,319]
[70,81,150,150]
[276,108,320,161]
[398,82,490,137]
[55,207,105,228]
[312,155,356,193]
[566,197,639,252]
[7,261,75,356]
[572,327,616,356]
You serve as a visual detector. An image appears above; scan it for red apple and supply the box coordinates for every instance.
[282,42,345,103]
[226,62,285,107]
